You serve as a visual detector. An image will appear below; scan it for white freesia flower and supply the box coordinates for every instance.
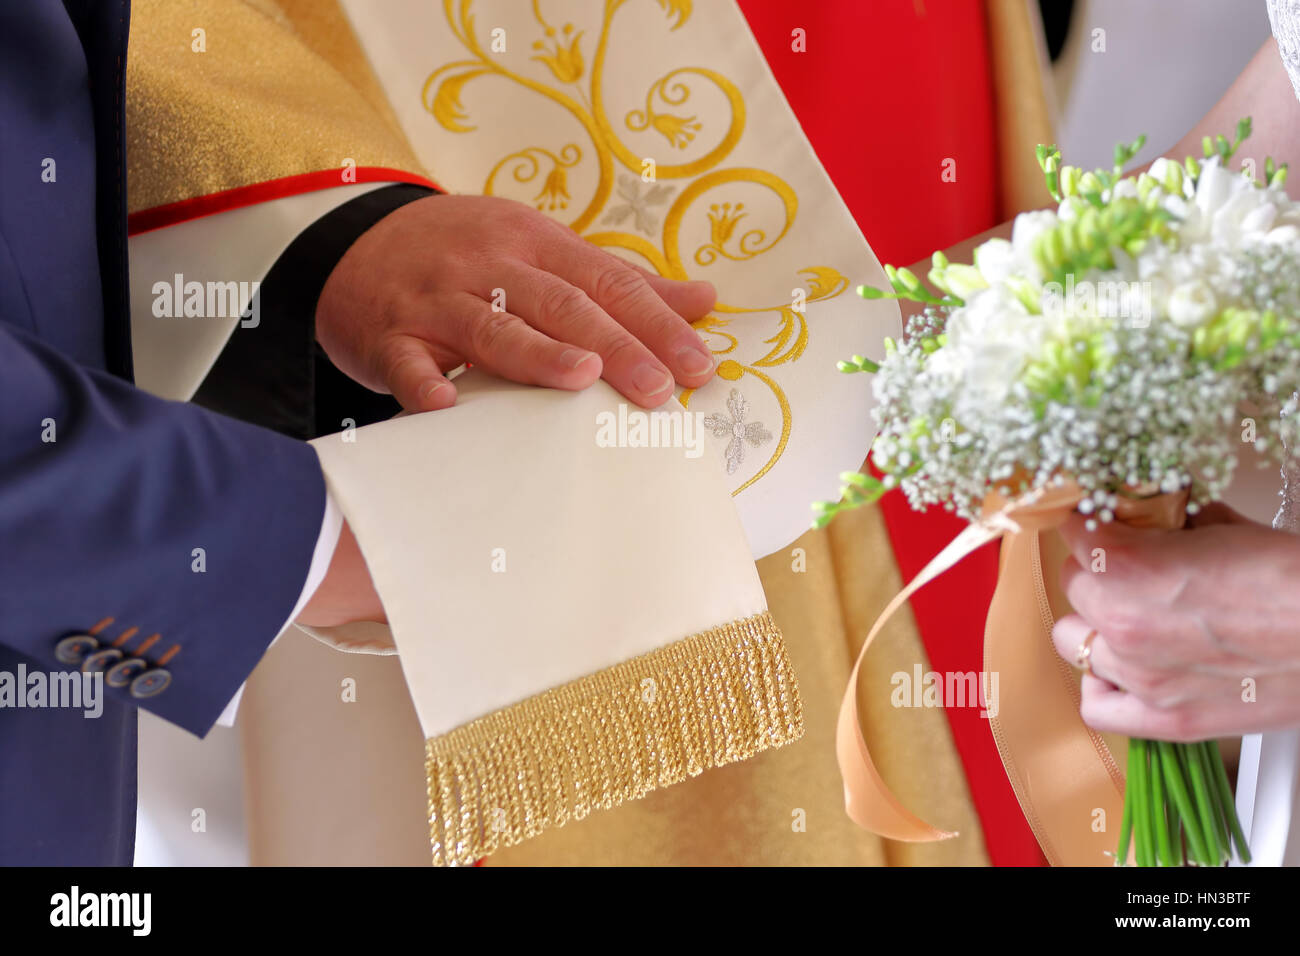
[1011,210,1057,257]
[973,238,1017,284]
[1213,183,1278,243]
[1175,156,1280,245]
[1166,280,1218,327]
[1147,157,1171,181]
[942,264,990,299]
[1193,157,1236,220]
[929,286,1042,419]
[1241,202,1279,235]
[1110,178,1140,201]
[1162,193,1193,222]
[1148,157,1194,199]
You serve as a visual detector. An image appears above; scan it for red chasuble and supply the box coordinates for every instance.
[738,0,1047,867]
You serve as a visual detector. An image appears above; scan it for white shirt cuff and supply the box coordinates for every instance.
[214,489,344,727]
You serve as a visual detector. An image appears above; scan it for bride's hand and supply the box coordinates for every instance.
[1051,509,1300,740]
[315,194,718,412]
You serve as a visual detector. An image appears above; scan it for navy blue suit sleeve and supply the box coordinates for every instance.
[0,319,326,736]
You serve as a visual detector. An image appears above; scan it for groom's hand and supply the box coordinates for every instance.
[1051,511,1300,740]
[315,194,718,411]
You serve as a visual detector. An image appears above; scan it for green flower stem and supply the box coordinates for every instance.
[1207,740,1252,863]
[1197,743,1231,862]
[1166,775,1183,864]
[1156,741,1210,865]
[1150,744,1174,866]
[1131,739,1154,867]
[1117,747,1135,865]
[1182,743,1223,865]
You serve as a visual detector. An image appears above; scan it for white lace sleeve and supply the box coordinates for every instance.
[1276,434,1300,531]
[1264,2,1300,532]
[1269,1,1300,101]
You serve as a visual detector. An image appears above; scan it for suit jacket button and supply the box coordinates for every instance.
[80,648,123,673]
[55,634,99,665]
[105,657,149,688]
[130,668,171,699]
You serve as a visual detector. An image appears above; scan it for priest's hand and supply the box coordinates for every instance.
[315,194,718,411]
[296,520,389,633]
[1051,505,1300,741]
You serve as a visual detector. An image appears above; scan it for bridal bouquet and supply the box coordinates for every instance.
[823,120,1300,865]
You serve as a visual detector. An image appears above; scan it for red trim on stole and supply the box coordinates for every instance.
[737,0,1047,866]
[127,167,441,236]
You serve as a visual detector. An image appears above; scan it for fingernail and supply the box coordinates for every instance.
[675,345,715,376]
[561,347,599,370]
[632,362,673,397]
[421,380,451,401]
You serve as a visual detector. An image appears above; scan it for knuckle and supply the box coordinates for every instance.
[1097,608,1143,654]
[592,265,647,309]
[537,281,593,325]
[376,339,423,387]
[1121,666,1173,705]
[641,307,690,341]
[595,330,643,366]
[377,333,410,364]
[471,309,520,354]
[382,345,416,376]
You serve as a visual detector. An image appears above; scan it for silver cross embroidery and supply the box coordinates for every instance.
[704,388,773,475]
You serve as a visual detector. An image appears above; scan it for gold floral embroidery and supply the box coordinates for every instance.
[530,2,585,84]
[625,74,703,149]
[486,145,583,212]
[427,66,490,132]
[421,0,850,492]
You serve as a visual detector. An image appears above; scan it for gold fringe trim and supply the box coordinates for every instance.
[425,611,803,866]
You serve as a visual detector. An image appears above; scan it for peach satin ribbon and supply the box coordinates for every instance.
[837,482,1187,865]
